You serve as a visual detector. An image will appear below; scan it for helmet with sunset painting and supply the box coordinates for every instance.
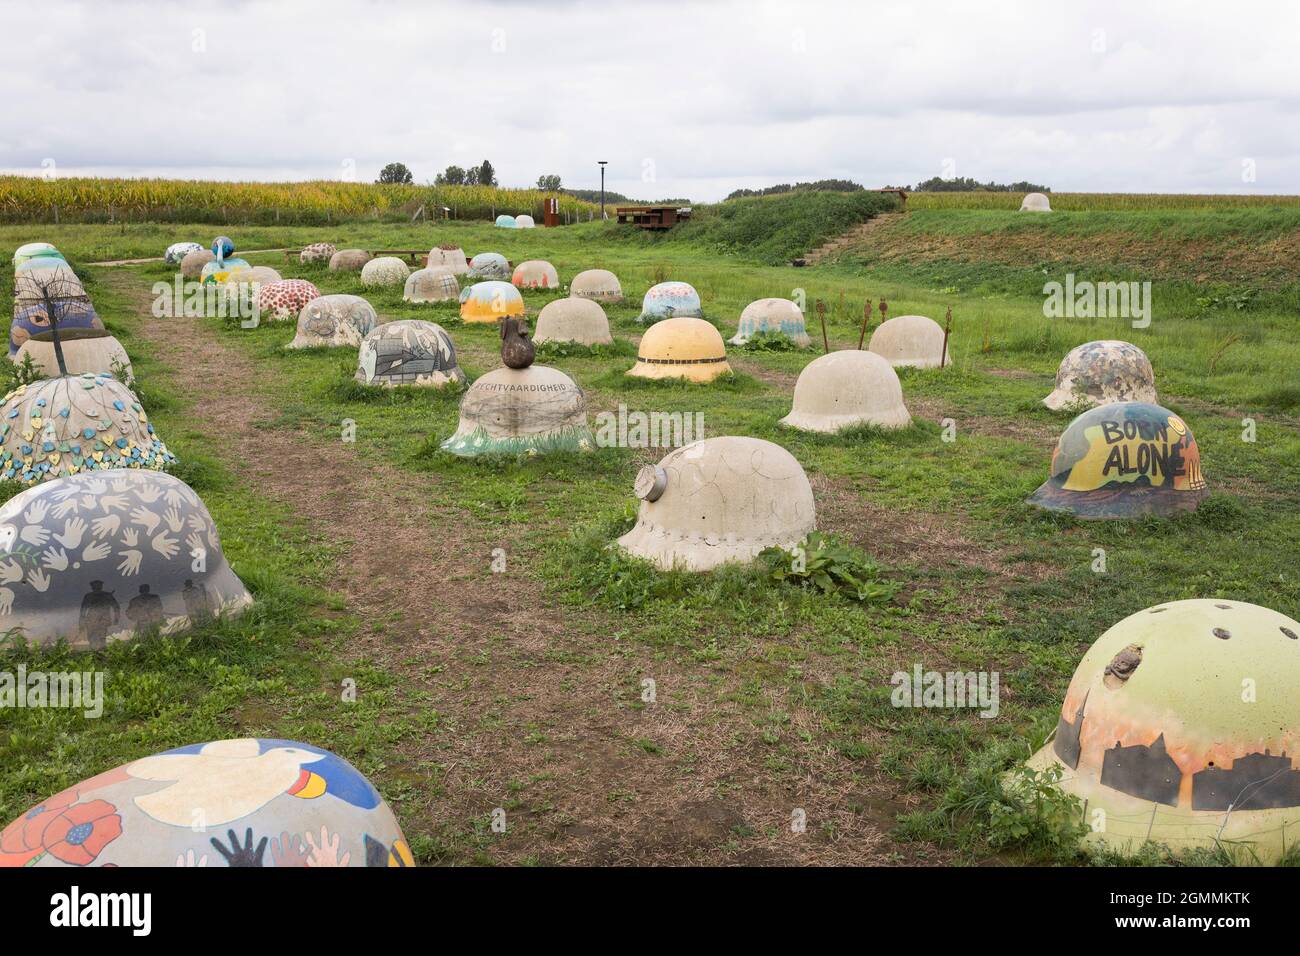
[1026,401,1208,518]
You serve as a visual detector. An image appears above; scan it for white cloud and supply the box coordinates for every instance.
[2,0,1298,199]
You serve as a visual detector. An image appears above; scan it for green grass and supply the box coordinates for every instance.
[2,208,1298,865]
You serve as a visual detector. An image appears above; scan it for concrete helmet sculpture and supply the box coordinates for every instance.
[403,267,459,303]
[511,259,559,289]
[289,294,378,349]
[12,243,61,268]
[515,214,536,228]
[180,248,215,279]
[637,281,703,323]
[356,320,463,388]
[164,242,204,265]
[427,245,469,275]
[1028,402,1208,518]
[494,214,517,228]
[1020,192,1052,212]
[468,252,510,281]
[360,256,410,287]
[11,301,103,358]
[441,318,592,457]
[0,738,412,866]
[299,242,337,264]
[0,469,249,647]
[15,256,70,274]
[730,298,811,347]
[534,297,612,346]
[0,375,174,484]
[570,269,623,303]
[617,436,816,572]
[15,330,133,384]
[627,317,731,383]
[1044,340,1157,411]
[201,235,248,284]
[255,279,321,322]
[460,280,525,324]
[1026,600,1300,862]
[868,315,947,368]
[328,248,372,272]
[13,262,85,307]
[781,350,910,432]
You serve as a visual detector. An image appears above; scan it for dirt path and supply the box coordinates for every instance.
[96,266,946,866]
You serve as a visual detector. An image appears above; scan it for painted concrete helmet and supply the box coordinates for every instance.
[637,281,703,324]
[403,267,459,303]
[0,469,251,648]
[617,436,816,572]
[511,260,559,289]
[299,242,337,264]
[468,252,510,281]
[627,317,731,383]
[441,365,592,457]
[1028,600,1300,861]
[1044,340,1157,411]
[781,350,911,432]
[355,320,463,388]
[289,294,378,349]
[360,256,410,287]
[730,298,811,347]
[164,242,204,265]
[460,281,525,324]
[0,738,412,866]
[570,269,623,303]
[256,279,321,322]
[1027,401,1207,518]
[427,246,469,275]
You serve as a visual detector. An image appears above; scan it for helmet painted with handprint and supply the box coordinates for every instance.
[0,469,251,648]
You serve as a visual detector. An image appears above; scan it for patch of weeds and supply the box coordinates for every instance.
[534,339,637,362]
[761,532,902,604]
[732,331,810,353]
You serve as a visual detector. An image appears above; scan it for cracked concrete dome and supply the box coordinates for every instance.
[1020,192,1052,212]
[256,279,321,322]
[427,246,469,275]
[1028,401,1208,519]
[617,436,816,572]
[515,214,536,228]
[1044,340,1157,411]
[781,350,910,432]
[534,298,611,346]
[329,248,372,272]
[570,269,623,303]
[441,364,592,457]
[460,280,525,324]
[360,256,410,287]
[289,294,378,349]
[1026,600,1300,862]
[11,301,102,357]
[13,243,60,268]
[164,242,204,265]
[0,737,412,866]
[180,249,216,279]
[637,281,702,323]
[0,374,174,484]
[299,242,337,264]
[627,317,730,383]
[15,329,133,384]
[355,320,463,388]
[730,298,811,347]
[468,252,510,280]
[868,314,947,368]
[404,267,459,303]
[511,259,559,289]
[0,469,251,651]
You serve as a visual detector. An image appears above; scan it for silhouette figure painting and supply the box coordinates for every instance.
[126,584,165,631]
[182,578,212,622]
[79,581,121,649]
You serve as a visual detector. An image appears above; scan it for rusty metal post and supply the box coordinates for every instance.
[815,299,829,353]
[857,299,873,350]
[941,306,953,368]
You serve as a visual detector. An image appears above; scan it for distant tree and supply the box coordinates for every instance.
[435,165,467,186]
[725,179,864,200]
[465,166,480,186]
[914,176,1050,193]
[537,173,562,191]
[477,160,498,188]
[377,162,414,185]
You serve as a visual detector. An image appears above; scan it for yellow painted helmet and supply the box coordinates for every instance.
[460,281,525,324]
[626,317,730,383]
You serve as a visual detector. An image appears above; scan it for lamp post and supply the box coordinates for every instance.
[598,160,608,219]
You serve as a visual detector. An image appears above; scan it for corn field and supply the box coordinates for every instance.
[906,191,1300,210]
[0,176,600,225]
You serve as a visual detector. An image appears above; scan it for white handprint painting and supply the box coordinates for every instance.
[0,469,251,647]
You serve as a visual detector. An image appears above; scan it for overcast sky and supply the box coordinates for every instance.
[2,0,1298,201]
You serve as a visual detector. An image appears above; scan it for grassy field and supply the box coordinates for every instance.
[1,200,1298,865]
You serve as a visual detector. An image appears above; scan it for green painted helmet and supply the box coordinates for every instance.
[1027,401,1208,518]
[1028,599,1300,861]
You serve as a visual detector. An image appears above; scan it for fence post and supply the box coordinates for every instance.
[52,204,59,224]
